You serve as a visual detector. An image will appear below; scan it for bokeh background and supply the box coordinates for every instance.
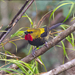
[0,0,75,75]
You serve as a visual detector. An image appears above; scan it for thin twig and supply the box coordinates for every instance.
[10,0,29,25]
[37,10,53,28]
[0,0,34,44]
[0,52,20,58]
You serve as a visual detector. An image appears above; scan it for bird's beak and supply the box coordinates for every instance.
[24,31,28,34]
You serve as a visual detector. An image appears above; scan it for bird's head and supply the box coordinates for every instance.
[24,28,42,41]
[24,29,33,41]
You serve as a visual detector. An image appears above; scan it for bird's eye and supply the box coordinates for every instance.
[24,31,28,34]
[30,31,33,33]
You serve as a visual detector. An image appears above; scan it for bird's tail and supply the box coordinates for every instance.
[49,23,63,30]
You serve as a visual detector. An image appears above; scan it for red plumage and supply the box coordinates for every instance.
[25,34,33,41]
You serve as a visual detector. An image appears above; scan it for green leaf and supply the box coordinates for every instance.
[50,2,71,20]
[60,25,73,45]
[61,41,69,59]
[60,24,69,30]
[35,61,39,74]
[0,59,31,74]
[56,45,62,48]
[71,17,75,21]
[28,46,33,55]
[27,62,36,75]
[1,43,5,51]
[9,41,17,52]
[49,1,74,23]
[0,30,7,32]
[63,2,74,22]
[22,62,34,74]
[66,36,72,45]
[22,13,33,26]
[10,27,24,39]
[0,68,23,75]
[5,51,11,55]
[71,33,74,49]
[38,56,47,72]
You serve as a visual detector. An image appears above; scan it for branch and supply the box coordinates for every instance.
[0,23,75,74]
[0,0,34,44]
[0,52,20,58]
[40,59,75,75]
[8,23,75,68]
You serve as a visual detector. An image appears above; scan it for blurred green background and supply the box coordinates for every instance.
[0,0,75,75]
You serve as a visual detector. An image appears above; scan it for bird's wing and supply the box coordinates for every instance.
[40,27,47,37]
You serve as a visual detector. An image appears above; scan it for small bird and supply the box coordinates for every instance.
[24,23,62,56]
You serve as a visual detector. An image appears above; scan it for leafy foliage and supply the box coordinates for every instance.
[10,27,25,39]
[0,1,75,75]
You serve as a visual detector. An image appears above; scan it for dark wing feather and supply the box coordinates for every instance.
[41,27,47,37]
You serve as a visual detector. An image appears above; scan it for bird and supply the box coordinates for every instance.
[24,23,63,56]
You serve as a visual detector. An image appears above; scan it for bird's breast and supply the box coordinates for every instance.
[28,38,45,47]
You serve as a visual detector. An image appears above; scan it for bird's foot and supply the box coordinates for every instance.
[45,42,49,48]
[32,48,36,57]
